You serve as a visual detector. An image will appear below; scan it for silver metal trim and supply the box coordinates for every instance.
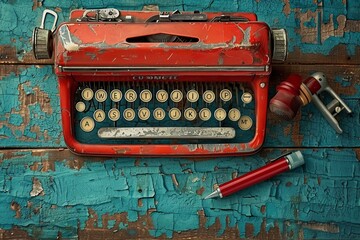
[98,127,236,139]
[59,66,268,72]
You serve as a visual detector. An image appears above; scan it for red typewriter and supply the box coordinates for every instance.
[32,9,287,157]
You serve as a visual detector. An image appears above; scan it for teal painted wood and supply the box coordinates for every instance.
[0,0,360,62]
[0,149,359,239]
[0,0,360,239]
[1,65,359,148]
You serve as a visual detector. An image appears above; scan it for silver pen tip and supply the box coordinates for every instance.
[204,190,220,199]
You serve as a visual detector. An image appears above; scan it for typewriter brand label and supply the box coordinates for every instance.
[133,76,178,80]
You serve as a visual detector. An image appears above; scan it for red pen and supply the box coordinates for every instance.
[204,151,304,199]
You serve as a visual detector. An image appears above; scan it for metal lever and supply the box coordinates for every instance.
[40,9,58,32]
[308,72,352,134]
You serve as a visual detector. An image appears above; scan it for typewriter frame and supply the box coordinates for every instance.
[37,9,282,157]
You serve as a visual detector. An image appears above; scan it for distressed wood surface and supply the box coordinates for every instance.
[0,0,360,239]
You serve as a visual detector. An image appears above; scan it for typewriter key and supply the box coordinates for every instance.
[123,108,135,121]
[184,108,197,121]
[170,90,183,103]
[169,108,181,120]
[95,89,107,102]
[140,89,152,103]
[228,108,241,121]
[238,116,253,130]
[138,107,151,121]
[156,90,168,103]
[203,90,215,104]
[220,89,232,102]
[80,117,95,132]
[93,109,106,122]
[125,89,137,102]
[153,108,165,121]
[199,108,211,121]
[108,108,120,121]
[214,108,227,121]
[110,89,122,102]
[187,90,199,103]
[241,92,253,104]
[81,88,94,101]
[75,102,86,112]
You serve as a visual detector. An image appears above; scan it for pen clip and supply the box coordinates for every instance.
[269,151,293,163]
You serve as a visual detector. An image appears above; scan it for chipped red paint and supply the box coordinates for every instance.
[53,10,274,156]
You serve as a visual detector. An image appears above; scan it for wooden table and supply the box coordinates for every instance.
[0,1,359,239]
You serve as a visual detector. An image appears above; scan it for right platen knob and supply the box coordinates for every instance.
[271,28,288,62]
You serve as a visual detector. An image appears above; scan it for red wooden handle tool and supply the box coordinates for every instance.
[205,151,304,199]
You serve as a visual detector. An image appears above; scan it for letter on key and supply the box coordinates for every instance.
[138,107,151,121]
[140,89,152,102]
[95,89,107,102]
[125,89,137,102]
[123,108,135,121]
[81,88,94,101]
[199,108,211,121]
[153,108,165,121]
[238,115,253,130]
[110,89,122,102]
[169,108,181,120]
[93,109,106,122]
[108,108,120,121]
[184,108,197,121]
[156,90,168,103]
[220,89,232,102]
[80,117,95,132]
[203,90,215,103]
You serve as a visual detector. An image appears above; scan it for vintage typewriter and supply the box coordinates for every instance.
[32,9,287,157]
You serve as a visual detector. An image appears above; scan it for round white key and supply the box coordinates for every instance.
[220,89,232,102]
[238,115,253,130]
[169,108,181,120]
[93,109,106,122]
[214,108,227,121]
[75,102,86,112]
[153,108,165,121]
[184,108,197,121]
[110,89,122,102]
[81,88,94,101]
[228,108,241,121]
[170,90,183,103]
[123,108,135,121]
[140,89,152,103]
[186,90,199,103]
[108,108,120,121]
[241,92,253,104]
[138,107,151,121]
[95,89,107,102]
[125,89,137,102]
[80,117,95,132]
[156,89,168,103]
[199,108,211,121]
[203,90,215,103]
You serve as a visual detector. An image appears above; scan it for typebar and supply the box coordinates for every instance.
[98,127,236,139]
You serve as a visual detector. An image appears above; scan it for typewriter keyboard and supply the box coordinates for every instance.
[74,81,256,144]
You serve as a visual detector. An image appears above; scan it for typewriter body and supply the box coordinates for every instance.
[33,9,287,157]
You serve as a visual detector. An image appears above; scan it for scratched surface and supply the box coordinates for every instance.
[0,0,360,239]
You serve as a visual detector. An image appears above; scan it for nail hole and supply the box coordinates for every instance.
[138,188,143,193]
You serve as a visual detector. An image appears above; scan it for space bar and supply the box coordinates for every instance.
[98,127,235,139]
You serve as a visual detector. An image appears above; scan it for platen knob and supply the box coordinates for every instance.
[271,28,288,62]
[32,9,58,60]
[32,27,53,59]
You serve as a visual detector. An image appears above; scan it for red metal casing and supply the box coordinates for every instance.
[53,10,273,157]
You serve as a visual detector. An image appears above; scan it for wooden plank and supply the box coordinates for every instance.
[0,148,359,239]
[1,64,358,148]
[1,1,360,65]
